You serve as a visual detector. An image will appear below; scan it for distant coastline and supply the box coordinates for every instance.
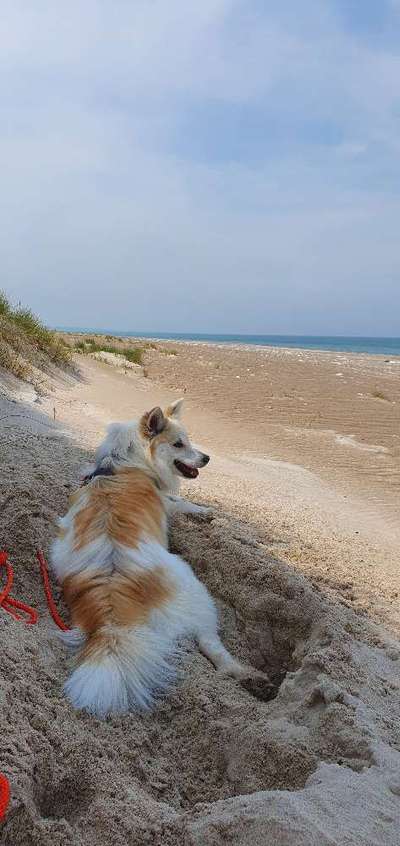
[57,329,400,357]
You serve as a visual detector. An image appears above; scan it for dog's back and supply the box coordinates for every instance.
[51,466,181,714]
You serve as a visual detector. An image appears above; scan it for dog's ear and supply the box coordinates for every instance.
[165,398,184,419]
[140,407,166,439]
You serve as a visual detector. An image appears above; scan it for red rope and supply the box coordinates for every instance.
[0,552,38,624]
[0,773,10,823]
[0,550,35,823]
[0,549,69,631]
[36,550,70,632]
[0,549,70,822]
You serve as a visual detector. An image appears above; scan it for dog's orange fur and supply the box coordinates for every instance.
[61,467,171,665]
[73,468,165,551]
[63,566,173,643]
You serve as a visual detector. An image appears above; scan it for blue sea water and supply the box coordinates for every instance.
[59,328,400,357]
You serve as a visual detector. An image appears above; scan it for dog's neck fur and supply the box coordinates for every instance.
[94,420,181,495]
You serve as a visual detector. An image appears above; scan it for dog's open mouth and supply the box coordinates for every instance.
[174,460,199,479]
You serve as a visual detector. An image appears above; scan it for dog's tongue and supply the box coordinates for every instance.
[175,460,199,479]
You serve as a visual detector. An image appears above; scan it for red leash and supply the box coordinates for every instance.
[36,550,70,632]
[0,550,69,631]
[0,549,70,822]
[0,552,38,624]
[0,774,10,823]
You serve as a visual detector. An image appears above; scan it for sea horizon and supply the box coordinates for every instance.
[57,328,400,357]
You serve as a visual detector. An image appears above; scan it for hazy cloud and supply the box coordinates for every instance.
[1,1,399,334]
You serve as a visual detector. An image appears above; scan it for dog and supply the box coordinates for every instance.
[51,400,261,716]
[87,398,211,518]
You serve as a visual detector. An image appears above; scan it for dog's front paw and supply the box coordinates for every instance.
[188,505,214,521]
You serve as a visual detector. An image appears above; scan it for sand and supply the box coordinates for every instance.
[0,346,399,845]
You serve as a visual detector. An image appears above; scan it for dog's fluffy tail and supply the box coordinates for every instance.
[64,626,176,717]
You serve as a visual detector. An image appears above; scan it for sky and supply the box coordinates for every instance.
[1,0,400,335]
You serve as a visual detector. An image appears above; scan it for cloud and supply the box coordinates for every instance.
[1,1,399,334]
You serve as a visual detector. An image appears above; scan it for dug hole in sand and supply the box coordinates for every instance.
[0,367,399,846]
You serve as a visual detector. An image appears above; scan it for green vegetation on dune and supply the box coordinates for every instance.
[74,337,144,365]
[71,335,180,365]
[0,291,71,381]
[0,291,11,316]
[0,297,180,385]
[123,347,143,364]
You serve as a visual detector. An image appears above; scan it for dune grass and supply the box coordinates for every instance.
[0,291,71,381]
[72,334,179,365]
[74,338,144,365]
[159,347,178,356]
[0,291,11,316]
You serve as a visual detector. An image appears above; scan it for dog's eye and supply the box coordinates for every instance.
[173,440,184,448]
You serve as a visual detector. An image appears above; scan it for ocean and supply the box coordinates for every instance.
[60,329,400,357]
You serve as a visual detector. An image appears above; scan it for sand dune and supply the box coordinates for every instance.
[0,350,399,845]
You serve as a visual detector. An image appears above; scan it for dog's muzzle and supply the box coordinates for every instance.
[174,460,199,479]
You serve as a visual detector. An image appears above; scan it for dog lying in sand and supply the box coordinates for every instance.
[51,400,265,716]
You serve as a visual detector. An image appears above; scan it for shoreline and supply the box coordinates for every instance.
[59,329,400,360]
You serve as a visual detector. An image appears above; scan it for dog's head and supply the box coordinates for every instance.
[139,399,209,485]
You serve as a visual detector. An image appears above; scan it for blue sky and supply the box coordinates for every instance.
[1,1,400,334]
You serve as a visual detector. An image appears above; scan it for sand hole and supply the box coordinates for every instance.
[34,770,95,822]
[135,577,316,809]
[159,510,374,808]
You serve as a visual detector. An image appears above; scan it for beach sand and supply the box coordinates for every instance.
[0,342,399,845]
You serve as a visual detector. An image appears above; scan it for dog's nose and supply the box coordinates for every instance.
[202,454,210,465]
